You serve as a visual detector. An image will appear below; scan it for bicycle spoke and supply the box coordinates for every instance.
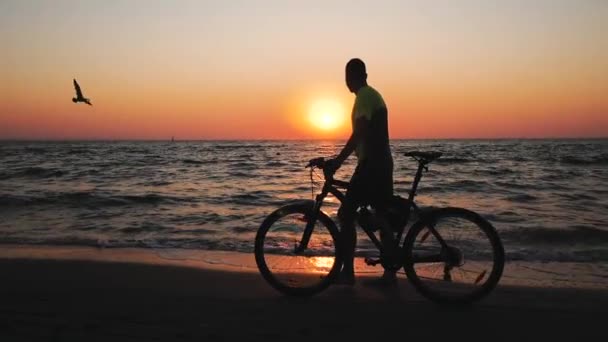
[474,270,487,285]
[420,229,431,243]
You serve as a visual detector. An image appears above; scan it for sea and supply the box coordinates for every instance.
[1,139,607,265]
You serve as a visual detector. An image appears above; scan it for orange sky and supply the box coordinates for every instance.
[1,1,607,140]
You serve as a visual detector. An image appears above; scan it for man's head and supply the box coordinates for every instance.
[345,58,367,93]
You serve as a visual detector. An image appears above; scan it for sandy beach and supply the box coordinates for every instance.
[0,245,606,341]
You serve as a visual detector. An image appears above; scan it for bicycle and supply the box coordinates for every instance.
[254,151,504,304]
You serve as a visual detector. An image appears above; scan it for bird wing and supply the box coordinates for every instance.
[73,79,84,98]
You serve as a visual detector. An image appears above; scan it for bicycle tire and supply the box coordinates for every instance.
[402,207,504,305]
[255,201,343,296]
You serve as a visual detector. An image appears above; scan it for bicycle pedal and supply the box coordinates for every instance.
[364,257,381,266]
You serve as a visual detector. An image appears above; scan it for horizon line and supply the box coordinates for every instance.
[1,136,607,142]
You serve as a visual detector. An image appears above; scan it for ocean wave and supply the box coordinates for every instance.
[228,171,256,178]
[266,161,287,167]
[293,185,312,192]
[0,192,195,208]
[73,168,101,177]
[483,212,525,223]
[539,173,569,181]
[212,144,264,150]
[225,192,276,206]
[229,161,257,169]
[423,179,490,192]
[182,159,205,165]
[117,193,185,205]
[120,222,171,234]
[556,192,599,201]
[435,157,476,164]
[167,212,233,225]
[121,148,150,154]
[559,155,608,165]
[0,166,66,180]
[505,248,608,262]
[510,156,529,162]
[493,180,546,191]
[505,193,538,202]
[24,147,48,154]
[474,167,516,176]
[141,180,172,186]
[67,148,91,155]
[447,179,488,188]
[231,226,254,233]
[502,226,608,245]
[172,228,216,235]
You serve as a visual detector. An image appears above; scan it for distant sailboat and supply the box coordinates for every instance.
[171,136,175,143]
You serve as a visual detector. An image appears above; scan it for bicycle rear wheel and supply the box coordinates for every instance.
[255,201,342,296]
[403,207,504,305]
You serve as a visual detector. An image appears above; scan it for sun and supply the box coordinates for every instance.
[308,99,346,131]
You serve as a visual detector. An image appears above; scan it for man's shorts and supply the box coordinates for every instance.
[342,159,394,215]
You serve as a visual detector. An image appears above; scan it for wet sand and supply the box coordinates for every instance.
[1,245,607,341]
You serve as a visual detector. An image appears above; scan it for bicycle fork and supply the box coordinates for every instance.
[293,195,324,254]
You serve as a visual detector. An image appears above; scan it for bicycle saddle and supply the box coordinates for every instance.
[403,151,442,163]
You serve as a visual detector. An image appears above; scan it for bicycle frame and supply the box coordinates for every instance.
[295,158,449,258]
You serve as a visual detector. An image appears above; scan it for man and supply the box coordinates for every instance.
[325,58,395,285]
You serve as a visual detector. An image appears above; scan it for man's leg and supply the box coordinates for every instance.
[336,167,364,285]
[373,160,397,284]
[377,212,398,283]
[336,199,358,284]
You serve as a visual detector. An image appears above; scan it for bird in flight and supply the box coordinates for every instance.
[72,79,92,105]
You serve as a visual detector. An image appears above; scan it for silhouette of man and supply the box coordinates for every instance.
[325,58,396,285]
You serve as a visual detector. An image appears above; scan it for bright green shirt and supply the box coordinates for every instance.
[351,85,391,162]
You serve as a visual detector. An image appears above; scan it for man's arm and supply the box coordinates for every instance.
[329,117,369,170]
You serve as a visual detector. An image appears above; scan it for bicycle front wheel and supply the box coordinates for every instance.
[254,201,342,296]
[403,207,504,305]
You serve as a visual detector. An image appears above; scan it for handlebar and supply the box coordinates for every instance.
[306,157,349,190]
[305,157,326,169]
[306,156,336,181]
